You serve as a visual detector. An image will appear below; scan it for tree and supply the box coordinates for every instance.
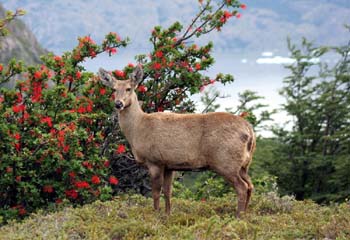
[0,7,25,44]
[226,90,275,132]
[200,86,221,113]
[271,32,350,202]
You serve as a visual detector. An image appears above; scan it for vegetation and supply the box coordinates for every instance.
[0,6,25,39]
[0,192,349,239]
[0,0,247,223]
[269,34,350,203]
[0,1,349,238]
[0,5,46,66]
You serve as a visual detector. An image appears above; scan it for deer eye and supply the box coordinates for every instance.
[126,88,132,92]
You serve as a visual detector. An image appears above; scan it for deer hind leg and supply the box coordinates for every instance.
[215,166,248,218]
[163,169,174,214]
[231,175,248,218]
[147,163,164,211]
[239,167,254,211]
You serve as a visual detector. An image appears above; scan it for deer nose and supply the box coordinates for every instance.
[115,100,124,109]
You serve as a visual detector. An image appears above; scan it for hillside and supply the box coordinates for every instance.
[1,0,349,54]
[0,193,349,239]
[0,4,47,65]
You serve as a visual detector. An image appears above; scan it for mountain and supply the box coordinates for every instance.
[0,0,349,55]
[0,4,47,65]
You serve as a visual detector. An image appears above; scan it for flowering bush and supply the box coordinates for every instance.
[0,0,245,222]
[0,32,129,222]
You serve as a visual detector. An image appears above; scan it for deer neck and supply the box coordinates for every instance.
[118,93,144,143]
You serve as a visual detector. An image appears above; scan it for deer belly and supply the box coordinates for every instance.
[150,145,206,170]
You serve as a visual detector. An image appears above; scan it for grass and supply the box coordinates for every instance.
[0,192,349,240]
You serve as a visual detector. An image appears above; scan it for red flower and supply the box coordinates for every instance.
[224,10,233,19]
[155,51,163,58]
[152,62,162,70]
[168,61,174,68]
[0,64,3,72]
[54,56,62,61]
[90,50,96,58]
[220,10,233,23]
[81,36,95,44]
[99,88,106,95]
[65,189,78,199]
[15,143,21,152]
[114,70,125,78]
[40,116,53,127]
[236,13,242,19]
[128,63,135,68]
[77,106,86,113]
[63,145,70,153]
[82,161,93,169]
[116,144,126,154]
[57,130,65,146]
[76,71,82,79]
[91,175,100,184]
[109,32,121,41]
[75,181,90,189]
[23,112,30,120]
[43,185,54,193]
[137,85,147,93]
[12,104,26,113]
[14,133,21,140]
[240,4,247,10]
[86,102,93,112]
[109,176,119,185]
[55,198,63,204]
[195,63,201,70]
[34,71,42,79]
[32,82,42,102]
[75,151,84,158]
[210,79,215,84]
[69,171,76,178]
[18,208,26,215]
[16,92,22,103]
[108,47,117,54]
[104,160,110,168]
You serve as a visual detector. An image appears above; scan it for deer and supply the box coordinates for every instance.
[98,65,256,217]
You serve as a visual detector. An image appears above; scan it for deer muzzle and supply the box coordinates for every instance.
[115,100,124,110]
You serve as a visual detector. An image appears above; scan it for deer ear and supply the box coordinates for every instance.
[98,68,114,88]
[129,65,144,87]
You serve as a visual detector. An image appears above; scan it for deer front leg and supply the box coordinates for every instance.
[163,169,174,214]
[147,163,164,211]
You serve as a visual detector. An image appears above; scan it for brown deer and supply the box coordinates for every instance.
[98,65,256,217]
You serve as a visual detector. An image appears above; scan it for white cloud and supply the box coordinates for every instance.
[261,51,274,57]
[256,56,320,65]
[256,56,295,64]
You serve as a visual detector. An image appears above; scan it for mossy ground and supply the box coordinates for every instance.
[0,193,349,240]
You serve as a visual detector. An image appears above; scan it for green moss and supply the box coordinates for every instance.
[0,193,349,240]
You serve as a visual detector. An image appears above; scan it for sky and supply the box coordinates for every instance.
[1,0,349,135]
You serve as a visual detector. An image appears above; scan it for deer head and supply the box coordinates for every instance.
[98,65,143,110]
